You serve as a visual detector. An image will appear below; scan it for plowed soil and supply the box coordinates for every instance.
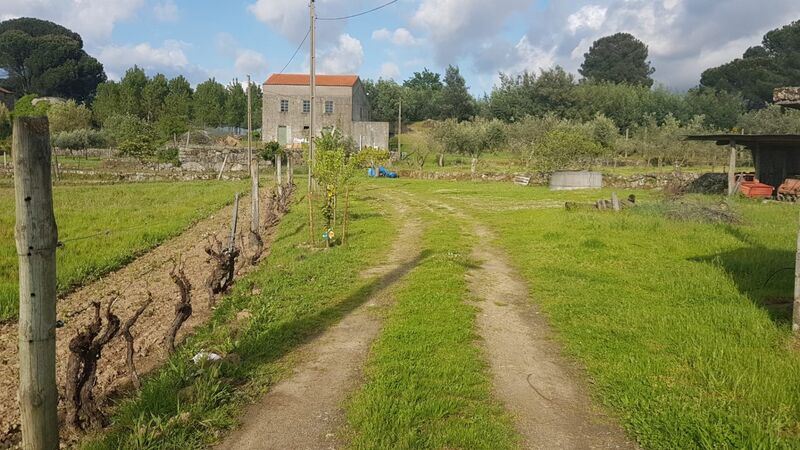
[1,191,280,447]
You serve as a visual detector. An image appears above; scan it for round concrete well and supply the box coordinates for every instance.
[549,171,602,190]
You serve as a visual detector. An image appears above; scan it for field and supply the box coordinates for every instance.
[0,180,245,321]
[2,163,799,448]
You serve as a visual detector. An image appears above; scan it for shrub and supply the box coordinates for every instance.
[260,141,282,161]
[535,127,604,171]
[51,129,110,151]
[156,147,180,165]
[104,114,159,160]
[47,100,92,134]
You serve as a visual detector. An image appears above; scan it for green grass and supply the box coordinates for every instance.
[0,180,246,322]
[392,179,800,449]
[82,184,397,449]
[345,206,518,449]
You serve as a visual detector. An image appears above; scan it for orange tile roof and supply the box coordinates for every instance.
[264,74,359,87]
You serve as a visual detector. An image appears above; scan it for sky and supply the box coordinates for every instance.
[2,0,800,95]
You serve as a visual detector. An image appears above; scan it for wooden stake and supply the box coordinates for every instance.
[251,163,259,233]
[611,192,621,212]
[277,153,283,197]
[217,153,229,180]
[14,117,59,450]
[728,141,737,196]
[230,193,239,252]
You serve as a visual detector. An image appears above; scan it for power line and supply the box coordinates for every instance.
[317,0,399,21]
[279,27,311,74]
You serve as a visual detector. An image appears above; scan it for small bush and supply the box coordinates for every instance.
[47,100,92,134]
[156,147,180,165]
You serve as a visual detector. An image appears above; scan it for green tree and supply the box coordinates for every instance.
[402,68,443,121]
[363,78,403,122]
[701,20,800,108]
[738,105,800,134]
[157,75,193,140]
[142,73,169,122]
[92,81,121,125]
[224,81,247,131]
[193,78,226,128]
[579,33,655,87]
[46,99,92,133]
[488,71,538,121]
[685,87,744,130]
[439,65,475,121]
[0,18,106,101]
[118,66,148,118]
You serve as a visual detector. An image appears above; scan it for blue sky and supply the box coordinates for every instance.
[3,0,800,95]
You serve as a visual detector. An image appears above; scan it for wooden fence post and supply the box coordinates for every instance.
[14,117,59,450]
[251,162,259,233]
[794,212,800,333]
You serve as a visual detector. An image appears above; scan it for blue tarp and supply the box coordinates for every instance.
[367,166,398,178]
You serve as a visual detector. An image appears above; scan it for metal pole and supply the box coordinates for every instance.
[14,117,59,450]
[309,0,316,193]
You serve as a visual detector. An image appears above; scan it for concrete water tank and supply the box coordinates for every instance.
[549,171,602,190]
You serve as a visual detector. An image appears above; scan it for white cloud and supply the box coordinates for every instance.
[154,0,178,22]
[247,0,349,42]
[411,0,532,63]
[0,0,145,42]
[320,34,363,74]
[372,27,421,46]
[379,62,401,80]
[567,5,607,34]
[235,50,269,77]
[512,36,557,74]
[98,40,190,80]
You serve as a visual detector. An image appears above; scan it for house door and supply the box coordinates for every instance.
[277,126,288,146]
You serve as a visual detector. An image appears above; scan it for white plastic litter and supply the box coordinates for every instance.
[191,351,222,365]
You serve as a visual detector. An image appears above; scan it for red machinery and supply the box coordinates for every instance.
[777,178,800,202]
[737,173,775,199]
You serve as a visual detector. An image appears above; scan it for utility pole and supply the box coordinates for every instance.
[14,116,59,450]
[398,98,402,156]
[308,0,316,193]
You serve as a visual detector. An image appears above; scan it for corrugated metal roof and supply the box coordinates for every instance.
[264,74,359,87]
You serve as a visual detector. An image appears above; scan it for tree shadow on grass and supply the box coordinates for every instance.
[691,242,795,326]
[231,248,432,376]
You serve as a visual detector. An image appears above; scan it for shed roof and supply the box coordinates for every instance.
[686,134,800,149]
[264,74,359,87]
[0,87,13,94]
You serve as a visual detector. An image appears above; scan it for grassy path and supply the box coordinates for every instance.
[216,200,424,449]
[394,179,800,449]
[467,223,634,449]
[345,194,519,450]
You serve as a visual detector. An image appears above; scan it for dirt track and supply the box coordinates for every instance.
[216,201,422,450]
[0,190,279,446]
[467,223,636,449]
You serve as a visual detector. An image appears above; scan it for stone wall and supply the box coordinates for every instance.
[178,146,253,172]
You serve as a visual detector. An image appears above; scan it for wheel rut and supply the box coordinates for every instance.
[467,224,637,449]
[216,201,422,450]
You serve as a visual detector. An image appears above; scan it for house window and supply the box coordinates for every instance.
[325,100,334,114]
[303,100,310,113]
[280,99,289,112]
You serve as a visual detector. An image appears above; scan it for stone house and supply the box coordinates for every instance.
[262,74,389,149]
[0,87,15,110]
